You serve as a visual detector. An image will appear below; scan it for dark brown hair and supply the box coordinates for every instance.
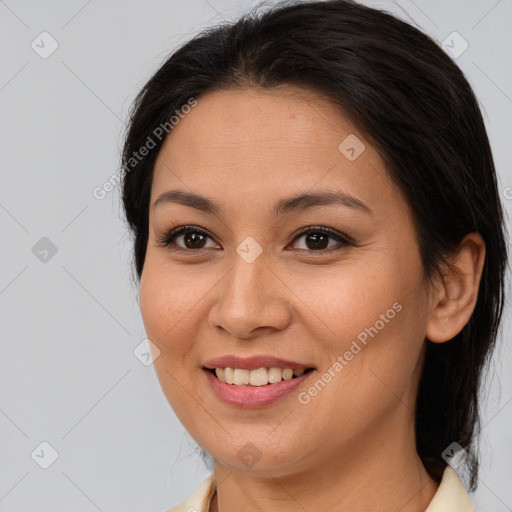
[120,0,508,490]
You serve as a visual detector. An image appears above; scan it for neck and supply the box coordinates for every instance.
[208,410,438,512]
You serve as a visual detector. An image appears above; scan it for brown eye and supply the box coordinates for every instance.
[290,227,353,253]
[181,232,208,249]
[155,224,353,254]
[302,232,330,250]
[155,226,218,250]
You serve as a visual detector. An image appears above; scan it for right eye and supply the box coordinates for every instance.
[155,225,220,251]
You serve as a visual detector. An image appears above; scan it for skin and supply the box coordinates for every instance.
[139,85,486,512]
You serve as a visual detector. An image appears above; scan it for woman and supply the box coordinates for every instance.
[120,0,508,510]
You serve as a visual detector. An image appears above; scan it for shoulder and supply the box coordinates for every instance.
[165,473,216,512]
[425,466,474,512]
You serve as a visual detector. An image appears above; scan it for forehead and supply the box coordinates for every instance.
[151,86,395,214]
[158,86,356,155]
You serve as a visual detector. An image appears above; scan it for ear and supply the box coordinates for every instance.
[425,233,486,343]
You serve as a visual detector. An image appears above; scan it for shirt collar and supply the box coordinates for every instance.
[169,465,474,511]
[425,466,474,511]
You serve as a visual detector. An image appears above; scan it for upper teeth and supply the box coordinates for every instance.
[214,367,306,386]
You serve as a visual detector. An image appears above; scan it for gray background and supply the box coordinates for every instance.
[0,0,511,510]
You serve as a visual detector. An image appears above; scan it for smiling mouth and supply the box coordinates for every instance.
[206,367,316,386]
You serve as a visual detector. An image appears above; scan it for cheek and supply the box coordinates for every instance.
[315,250,428,395]
[139,262,199,355]
[308,258,411,343]
[138,263,205,417]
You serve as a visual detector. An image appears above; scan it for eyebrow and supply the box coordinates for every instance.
[153,189,372,216]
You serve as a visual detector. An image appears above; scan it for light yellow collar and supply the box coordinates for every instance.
[425,466,474,511]
[167,465,473,511]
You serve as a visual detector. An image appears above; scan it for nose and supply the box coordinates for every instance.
[208,251,292,340]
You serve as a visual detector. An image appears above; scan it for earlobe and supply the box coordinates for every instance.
[425,232,486,344]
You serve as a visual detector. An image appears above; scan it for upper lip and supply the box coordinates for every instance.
[202,355,316,371]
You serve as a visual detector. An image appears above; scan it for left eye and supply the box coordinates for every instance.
[155,225,353,253]
[289,227,352,252]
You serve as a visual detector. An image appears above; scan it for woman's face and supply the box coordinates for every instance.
[139,86,435,476]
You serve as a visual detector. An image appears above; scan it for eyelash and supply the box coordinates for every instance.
[154,225,354,254]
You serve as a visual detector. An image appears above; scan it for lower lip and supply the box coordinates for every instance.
[203,368,315,407]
